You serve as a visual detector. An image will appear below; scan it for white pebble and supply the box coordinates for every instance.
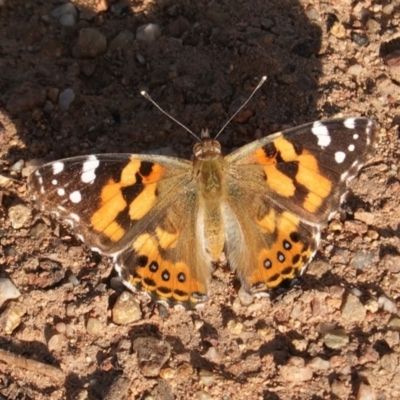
[378,295,397,313]
[59,13,77,27]
[58,88,75,111]
[51,3,78,18]
[136,23,161,43]
[10,159,24,172]
[0,279,21,306]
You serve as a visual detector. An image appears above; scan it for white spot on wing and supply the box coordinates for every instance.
[52,179,58,185]
[57,188,65,196]
[81,155,100,184]
[348,144,355,151]
[344,118,356,129]
[312,121,331,148]
[69,190,82,203]
[52,162,65,175]
[69,213,80,222]
[353,133,359,140]
[335,151,346,164]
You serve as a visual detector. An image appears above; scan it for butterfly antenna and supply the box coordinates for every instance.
[141,90,202,142]
[214,76,267,141]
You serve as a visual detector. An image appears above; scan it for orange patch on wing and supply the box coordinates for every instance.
[128,183,158,220]
[156,225,179,249]
[91,160,164,240]
[251,211,312,291]
[256,208,276,233]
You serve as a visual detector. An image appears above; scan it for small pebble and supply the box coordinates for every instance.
[280,357,313,382]
[322,329,349,349]
[59,13,77,27]
[136,24,161,44]
[364,299,379,313]
[72,28,107,58]
[51,3,78,19]
[8,204,32,229]
[380,353,398,373]
[354,211,375,225]
[203,346,217,361]
[48,333,66,352]
[58,88,75,111]
[132,337,171,377]
[0,279,21,306]
[388,316,400,330]
[112,291,142,324]
[330,22,346,39]
[238,286,254,306]
[378,295,397,313]
[341,294,366,322]
[356,382,376,400]
[227,320,243,335]
[10,160,24,172]
[352,251,373,270]
[199,369,220,386]
[195,392,213,400]
[0,303,26,334]
[55,322,66,334]
[86,317,103,336]
[109,30,134,52]
[308,357,330,371]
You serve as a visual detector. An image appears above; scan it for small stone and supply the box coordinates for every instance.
[382,254,400,273]
[59,13,77,27]
[330,22,346,39]
[112,291,142,324]
[344,220,368,235]
[308,357,330,370]
[132,337,171,377]
[8,204,31,229]
[0,279,21,306]
[136,24,161,44]
[86,317,103,336]
[341,294,366,322]
[292,339,308,352]
[10,160,24,172]
[58,88,75,111]
[55,322,66,334]
[322,329,349,349]
[203,346,217,361]
[199,369,221,386]
[381,353,398,373]
[227,320,243,335]
[238,286,254,306]
[356,383,376,400]
[352,251,373,270]
[364,299,379,313]
[66,302,76,317]
[159,367,175,380]
[0,303,26,334]
[388,316,400,330]
[109,30,134,52]
[329,220,343,231]
[48,333,66,352]
[354,211,375,225]
[51,3,78,19]
[195,392,213,400]
[378,295,397,313]
[72,28,107,58]
[280,357,313,382]
[351,32,369,47]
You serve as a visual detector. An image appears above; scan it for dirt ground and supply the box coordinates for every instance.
[1,0,400,399]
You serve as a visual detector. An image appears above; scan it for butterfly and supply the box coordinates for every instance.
[29,117,376,308]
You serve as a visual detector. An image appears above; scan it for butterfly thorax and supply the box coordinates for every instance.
[192,131,228,261]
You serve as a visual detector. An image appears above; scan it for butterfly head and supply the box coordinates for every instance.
[193,129,222,161]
